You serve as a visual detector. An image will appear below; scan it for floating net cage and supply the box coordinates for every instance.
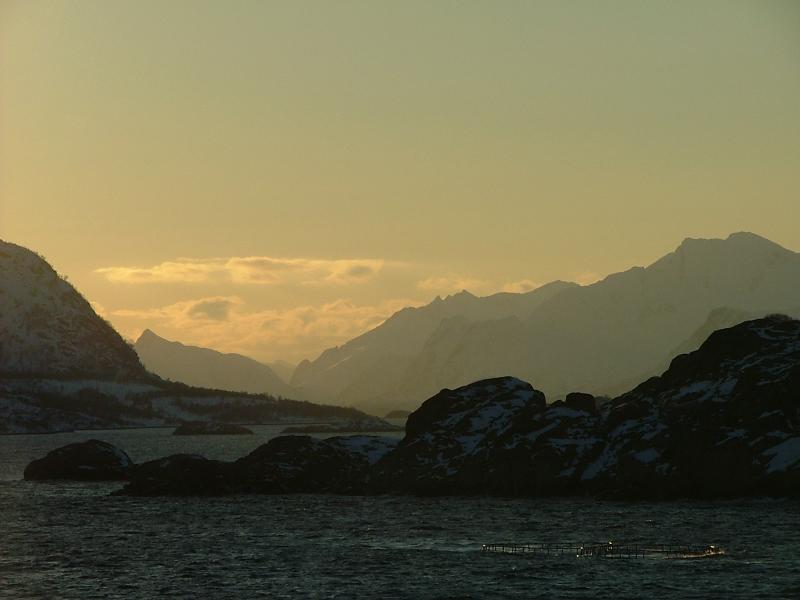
[481,542,726,559]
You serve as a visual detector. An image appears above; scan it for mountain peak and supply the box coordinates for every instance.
[137,329,162,344]
[676,231,791,255]
[447,289,477,301]
[725,231,793,253]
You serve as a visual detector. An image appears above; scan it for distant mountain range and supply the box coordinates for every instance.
[292,232,800,414]
[135,329,299,399]
[290,280,577,410]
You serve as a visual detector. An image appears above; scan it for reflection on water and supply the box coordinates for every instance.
[1,427,799,599]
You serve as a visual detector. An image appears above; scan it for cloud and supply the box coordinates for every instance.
[501,279,542,293]
[96,260,225,283]
[112,296,420,362]
[114,296,243,323]
[186,298,238,321]
[572,271,602,285]
[97,256,386,286]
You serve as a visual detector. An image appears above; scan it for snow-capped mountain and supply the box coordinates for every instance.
[290,280,577,406]
[0,240,146,379]
[301,232,800,415]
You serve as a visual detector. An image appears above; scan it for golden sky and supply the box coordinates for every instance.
[2,1,799,363]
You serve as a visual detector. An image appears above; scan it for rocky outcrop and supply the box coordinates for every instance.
[231,436,372,494]
[371,377,602,495]
[564,392,597,414]
[373,316,800,498]
[114,454,236,496]
[23,439,133,481]
[173,422,254,435]
[116,434,399,496]
[583,314,800,498]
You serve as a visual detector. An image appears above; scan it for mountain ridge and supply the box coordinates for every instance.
[134,329,299,399]
[295,232,800,414]
[0,240,148,380]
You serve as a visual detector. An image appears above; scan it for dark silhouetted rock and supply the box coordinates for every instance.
[116,435,399,496]
[115,454,236,496]
[371,377,591,495]
[24,440,133,481]
[233,436,371,493]
[565,392,596,414]
[173,422,254,435]
[326,435,399,465]
[580,315,800,498]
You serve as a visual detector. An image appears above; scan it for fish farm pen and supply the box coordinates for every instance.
[481,542,725,559]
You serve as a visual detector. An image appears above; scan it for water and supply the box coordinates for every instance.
[2,428,799,599]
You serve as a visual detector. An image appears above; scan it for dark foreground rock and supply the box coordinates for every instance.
[584,314,800,498]
[113,454,237,496]
[24,439,133,481]
[371,377,602,495]
[116,435,399,496]
[173,422,254,435]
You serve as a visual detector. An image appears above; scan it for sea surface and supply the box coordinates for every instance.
[1,427,799,599]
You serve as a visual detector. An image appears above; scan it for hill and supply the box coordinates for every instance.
[134,329,299,399]
[0,240,147,380]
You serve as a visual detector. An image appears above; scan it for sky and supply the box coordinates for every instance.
[2,1,799,364]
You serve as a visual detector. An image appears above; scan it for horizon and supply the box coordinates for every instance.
[3,1,800,363]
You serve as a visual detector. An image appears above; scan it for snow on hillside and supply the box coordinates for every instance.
[0,240,146,379]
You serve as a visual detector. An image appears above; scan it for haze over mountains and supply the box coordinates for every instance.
[290,280,576,409]
[291,232,800,414]
[135,329,298,399]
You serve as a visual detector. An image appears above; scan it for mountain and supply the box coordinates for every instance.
[291,280,578,406]
[266,360,296,384]
[0,240,392,433]
[134,329,298,399]
[0,240,147,380]
[299,232,800,415]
